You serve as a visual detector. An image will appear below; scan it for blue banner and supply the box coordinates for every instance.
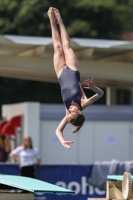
[0,164,106,200]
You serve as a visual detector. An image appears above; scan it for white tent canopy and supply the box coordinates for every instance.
[0,34,133,88]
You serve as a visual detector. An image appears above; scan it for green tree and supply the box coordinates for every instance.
[0,0,133,39]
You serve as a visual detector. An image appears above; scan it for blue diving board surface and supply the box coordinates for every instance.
[107,175,133,181]
[0,175,75,195]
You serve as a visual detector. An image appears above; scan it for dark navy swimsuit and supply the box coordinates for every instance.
[58,66,82,110]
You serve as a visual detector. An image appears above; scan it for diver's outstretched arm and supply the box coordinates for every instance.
[81,79,104,109]
[56,116,74,149]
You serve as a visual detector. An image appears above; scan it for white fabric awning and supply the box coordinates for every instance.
[4,34,133,48]
[0,35,133,88]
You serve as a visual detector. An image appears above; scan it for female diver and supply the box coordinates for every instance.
[47,7,104,149]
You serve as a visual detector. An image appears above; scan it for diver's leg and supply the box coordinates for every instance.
[53,8,78,71]
[47,7,66,78]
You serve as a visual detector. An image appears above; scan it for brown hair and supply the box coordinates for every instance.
[70,114,85,133]
[22,136,33,149]
[0,136,6,149]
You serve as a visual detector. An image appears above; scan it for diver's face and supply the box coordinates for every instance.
[66,105,81,122]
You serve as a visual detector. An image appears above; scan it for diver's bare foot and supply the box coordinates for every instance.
[47,7,56,23]
[53,7,63,24]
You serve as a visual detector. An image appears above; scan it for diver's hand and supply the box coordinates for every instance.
[83,78,96,91]
[62,141,74,149]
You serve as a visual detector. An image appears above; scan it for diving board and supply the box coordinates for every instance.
[107,175,124,181]
[0,175,74,200]
[106,172,132,200]
[107,175,133,181]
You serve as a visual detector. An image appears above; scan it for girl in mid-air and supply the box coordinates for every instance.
[47,7,104,149]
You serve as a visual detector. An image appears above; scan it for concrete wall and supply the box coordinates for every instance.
[2,102,133,165]
[2,102,40,151]
[40,120,133,164]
